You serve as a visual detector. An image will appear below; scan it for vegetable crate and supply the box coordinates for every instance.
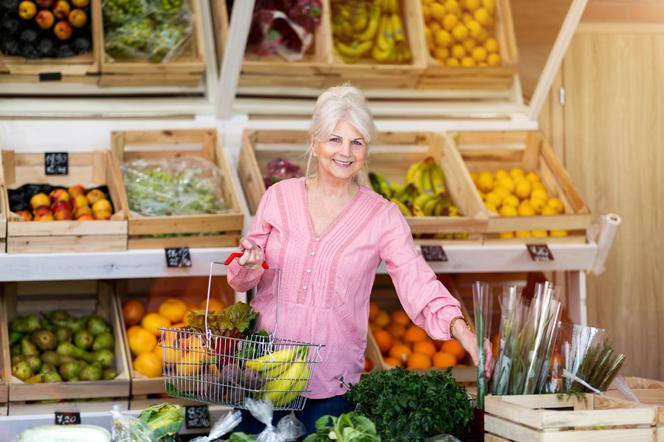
[368,274,477,383]
[111,128,244,249]
[0,280,131,416]
[97,0,206,87]
[0,149,128,253]
[0,184,6,254]
[114,277,236,409]
[451,131,592,244]
[415,0,519,92]
[0,0,102,84]
[606,377,664,441]
[484,393,659,442]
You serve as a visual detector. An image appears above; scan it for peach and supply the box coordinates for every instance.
[73,194,89,209]
[52,0,70,19]
[92,198,112,213]
[30,193,50,209]
[74,205,92,218]
[77,214,94,221]
[36,213,54,221]
[51,200,72,212]
[54,209,73,220]
[94,210,112,220]
[16,210,33,221]
[53,20,72,40]
[33,206,52,217]
[35,9,54,29]
[68,185,86,198]
[68,8,87,28]
[49,188,70,203]
[86,189,105,204]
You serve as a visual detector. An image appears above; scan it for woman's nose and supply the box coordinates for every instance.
[339,140,352,156]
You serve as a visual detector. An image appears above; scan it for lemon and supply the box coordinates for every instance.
[550,229,568,237]
[472,46,488,62]
[463,39,477,51]
[531,230,548,238]
[445,0,461,15]
[434,47,450,61]
[485,191,502,207]
[431,3,446,20]
[479,62,488,67]
[462,12,474,24]
[484,37,499,53]
[477,171,494,192]
[517,202,535,216]
[515,231,532,238]
[487,53,501,66]
[515,179,532,199]
[477,28,489,42]
[422,0,435,4]
[423,5,432,20]
[531,188,548,200]
[474,7,490,25]
[496,176,515,193]
[525,171,540,183]
[430,22,442,35]
[499,205,518,217]
[446,57,460,67]
[467,20,483,38]
[494,187,511,200]
[499,231,515,239]
[529,197,546,214]
[461,56,476,67]
[484,201,498,213]
[502,195,519,208]
[547,198,565,214]
[435,29,453,47]
[482,0,496,13]
[541,206,558,216]
[509,167,525,179]
[465,0,481,11]
[452,24,469,40]
[443,13,458,31]
[451,44,466,59]
[495,168,509,180]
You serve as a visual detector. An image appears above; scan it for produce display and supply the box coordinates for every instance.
[9,183,115,221]
[421,0,502,67]
[471,166,568,238]
[303,412,380,442]
[331,0,412,64]
[122,157,226,217]
[102,0,194,63]
[9,310,117,383]
[369,301,467,370]
[263,158,303,189]
[111,403,184,442]
[0,0,92,59]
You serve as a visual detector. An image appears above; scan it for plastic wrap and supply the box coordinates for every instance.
[122,157,227,217]
[190,410,243,442]
[103,0,149,27]
[111,404,184,442]
[228,399,305,442]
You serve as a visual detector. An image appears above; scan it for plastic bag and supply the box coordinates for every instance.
[122,156,227,217]
[229,399,306,442]
[110,406,156,442]
[190,410,243,442]
[111,404,185,442]
[103,0,149,27]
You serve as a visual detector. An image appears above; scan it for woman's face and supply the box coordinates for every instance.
[313,118,368,184]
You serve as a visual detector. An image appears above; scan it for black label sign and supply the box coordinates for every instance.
[39,72,62,82]
[44,152,68,176]
[165,247,192,268]
[185,405,210,429]
[526,244,555,262]
[421,245,448,262]
[55,411,81,425]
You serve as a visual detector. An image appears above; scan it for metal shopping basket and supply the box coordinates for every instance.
[159,253,324,410]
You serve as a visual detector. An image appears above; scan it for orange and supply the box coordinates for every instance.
[364,357,374,372]
[373,329,393,355]
[413,340,437,357]
[390,310,410,327]
[200,297,225,312]
[433,351,457,368]
[141,312,171,337]
[152,343,163,362]
[158,340,179,364]
[386,323,406,340]
[441,339,466,361]
[126,325,142,339]
[407,352,432,369]
[384,357,403,368]
[134,352,162,378]
[129,327,157,355]
[404,325,427,343]
[389,344,412,363]
[122,300,145,326]
[374,310,390,328]
[369,302,380,322]
[175,351,206,377]
[158,298,187,323]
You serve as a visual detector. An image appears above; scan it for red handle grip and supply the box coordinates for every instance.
[224,252,269,269]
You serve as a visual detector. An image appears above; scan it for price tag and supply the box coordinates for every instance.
[54,411,81,425]
[165,247,192,268]
[185,405,210,429]
[421,245,448,262]
[44,152,68,176]
[526,244,555,262]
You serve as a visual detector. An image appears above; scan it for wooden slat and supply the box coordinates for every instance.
[127,213,242,235]
[9,220,126,236]
[7,235,126,253]
[8,399,128,416]
[127,234,240,249]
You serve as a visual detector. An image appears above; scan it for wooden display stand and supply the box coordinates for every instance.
[0,149,128,253]
[0,280,131,416]
[111,128,244,249]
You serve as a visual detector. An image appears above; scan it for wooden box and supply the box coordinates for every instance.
[452,131,592,244]
[0,150,128,254]
[484,393,658,442]
[98,0,206,87]
[0,280,131,414]
[416,0,519,93]
[0,0,102,83]
[606,377,664,440]
[111,128,244,249]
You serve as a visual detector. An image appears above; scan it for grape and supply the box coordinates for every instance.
[105,18,152,58]
[103,0,147,26]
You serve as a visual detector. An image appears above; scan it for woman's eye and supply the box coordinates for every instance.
[329,137,341,143]
[352,140,364,146]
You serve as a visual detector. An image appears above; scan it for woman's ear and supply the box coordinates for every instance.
[310,138,318,158]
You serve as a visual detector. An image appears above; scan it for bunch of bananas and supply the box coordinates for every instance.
[245,346,310,407]
[332,0,412,64]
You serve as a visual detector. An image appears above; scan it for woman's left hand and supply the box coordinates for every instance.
[452,321,493,378]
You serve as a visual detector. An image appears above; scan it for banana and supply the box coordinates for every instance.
[416,163,431,194]
[335,48,361,64]
[340,19,354,38]
[352,4,368,32]
[413,193,435,212]
[369,172,391,199]
[389,181,404,196]
[423,196,440,216]
[405,162,423,183]
[391,199,412,216]
[335,40,373,58]
[263,358,309,406]
[375,15,391,52]
[429,162,447,194]
[391,13,405,42]
[355,6,381,41]
[245,347,303,372]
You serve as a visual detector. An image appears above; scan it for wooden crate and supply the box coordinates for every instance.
[239,129,487,242]
[0,280,131,411]
[0,150,128,253]
[111,128,244,249]
[452,131,592,244]
[416,0,519,92]
[606,377,664,441]
[484,393,658,442]
[0,0,102,83]
[98,0,205,87]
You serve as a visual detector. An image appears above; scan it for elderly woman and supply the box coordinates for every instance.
[228,85,491,433]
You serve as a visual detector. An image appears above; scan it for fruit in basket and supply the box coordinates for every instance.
[135,352,162,378]
[432,351,457,368]
[57,342,94,363]
[92,198,112,213]
[142,312,171,337]
[30,192,50,209]
[93,348,115,368]
[92,331,115,351]
[34,9,55,29]
[407,352,432,369]
[41,350,59,366]
[175,351,206,377]
[68,8,86,28]
[129,327,157,355]
[30,329,56,351]
[16,209,33,221]
[158,298,187,323]
[79,363,103,381]
[413,340,436,357]
[73,329,94,350]
[53,207,74,220]
[85,189,105,204]
[25,354,42,372]
[21,336,40,356]
[53,20,72,40]
[12,360,33,381]
[94,210,112,220]
[68,184,85,197]
[86,315,111,336]
[372,329,392,354]
[199,297,225,312]
[52,0,70,19]
[18,0,36,20]
[59,359,83,381]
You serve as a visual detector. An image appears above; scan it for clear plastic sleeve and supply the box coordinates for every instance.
[190,410,243,442]
[228,398,305,442]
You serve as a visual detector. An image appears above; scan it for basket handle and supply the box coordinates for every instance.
[224,251,269,269]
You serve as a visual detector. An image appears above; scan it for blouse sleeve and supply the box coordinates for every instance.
[227,185,275,292]
[379,203,463,341]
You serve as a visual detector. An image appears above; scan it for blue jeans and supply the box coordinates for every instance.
[234,395,353,436]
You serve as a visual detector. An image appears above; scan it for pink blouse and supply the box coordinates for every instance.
[227,177,462,398]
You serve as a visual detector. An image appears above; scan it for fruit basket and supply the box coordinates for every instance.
[97,0,205,87]
[451,130,592,244]
[0,149,128,254]
[416,0,519,93]
[0,0,101,83]
[115,276,236,409]
[0,280,131,416]
[111,128,244,249]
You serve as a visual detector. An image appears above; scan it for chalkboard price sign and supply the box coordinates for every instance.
[55,411,81,425]
[526,244,555,262]
[421,245,448,262]
[44,152,69,176]
[185,405,210,429]
[165,248,192,268]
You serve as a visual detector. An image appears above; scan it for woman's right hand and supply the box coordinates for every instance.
[237,237,265,269]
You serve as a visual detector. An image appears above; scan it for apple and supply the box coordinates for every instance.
[94,210,111,220]
[36,213,54,221]
[92,198,112,213]
[35,0,52,7]
[16,210,33,221]
[74,205,92,218]
[49,188,70,203]
[18,1,37,20]
[51,200,72,212]
[72,194,89,209]
[86,189,105,204]
[53,20,72,40]
[52,0,70,19]
[68,184,86,198]
[71,0,89,7]
[33,206,52,217]
[54,208,74,220]
[35,9,55,29]
[76,214,94,221]
[30,193,50,209]
[68,8,87,28]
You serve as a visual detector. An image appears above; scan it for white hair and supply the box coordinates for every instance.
[306,84,376,181]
